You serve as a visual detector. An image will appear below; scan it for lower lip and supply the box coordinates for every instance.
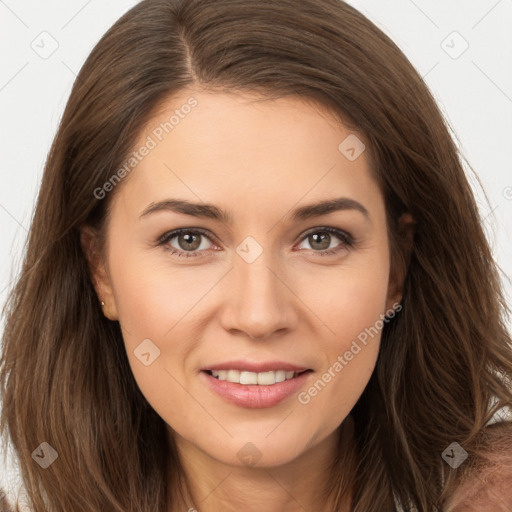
[201,371,312,409]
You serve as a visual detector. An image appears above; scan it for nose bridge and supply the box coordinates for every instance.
[221,237,296,339]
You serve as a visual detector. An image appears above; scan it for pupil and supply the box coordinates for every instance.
[180,233,200,250]
[311,232,330,250]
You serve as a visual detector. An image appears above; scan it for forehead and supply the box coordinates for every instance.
[112,89,384,224]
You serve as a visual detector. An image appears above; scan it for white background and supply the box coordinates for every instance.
[1,0,511,504]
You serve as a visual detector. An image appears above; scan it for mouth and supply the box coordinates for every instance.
[203,369,311,385]
[200,366,313,408]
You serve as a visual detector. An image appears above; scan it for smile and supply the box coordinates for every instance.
[201,368,313,408]
[207,369,302,385]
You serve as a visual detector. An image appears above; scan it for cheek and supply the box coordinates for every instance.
[105,237,195,393]
[108,237,203,340]
[295,251,390,422]
[304,249,391,356]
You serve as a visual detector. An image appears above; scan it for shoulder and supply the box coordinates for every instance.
[444,422,512,511]
[447,469,512,511]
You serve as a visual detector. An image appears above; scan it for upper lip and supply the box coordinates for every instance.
[203,360,310,373]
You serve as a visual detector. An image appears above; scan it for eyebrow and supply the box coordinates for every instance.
[139,197,370,223]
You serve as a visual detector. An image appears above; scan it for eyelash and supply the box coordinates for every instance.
[156,227,354,259]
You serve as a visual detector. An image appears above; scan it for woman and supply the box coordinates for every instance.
[1,0,511,510]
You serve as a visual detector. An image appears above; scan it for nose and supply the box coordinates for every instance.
[219,250,298,340]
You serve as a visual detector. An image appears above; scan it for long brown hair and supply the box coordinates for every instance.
[1,0,511,510]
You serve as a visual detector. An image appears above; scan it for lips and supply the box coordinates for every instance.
[203,360,309,373]
[200,360,313,408]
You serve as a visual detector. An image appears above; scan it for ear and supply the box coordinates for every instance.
[386,212,415,310]
[80,226,119,321]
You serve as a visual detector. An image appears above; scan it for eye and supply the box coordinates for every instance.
[157,228,218,258]
[295,227,354,256]
[157,226,354,258]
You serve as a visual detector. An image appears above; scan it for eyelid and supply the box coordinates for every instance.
[157,227,220,251]
[157,226,354,257]
[297,226,354,246]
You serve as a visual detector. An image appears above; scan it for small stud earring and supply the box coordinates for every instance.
[100,301,105,307]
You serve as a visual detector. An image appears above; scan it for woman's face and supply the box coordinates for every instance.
[88,89,402,468]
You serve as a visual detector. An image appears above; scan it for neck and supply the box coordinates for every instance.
[168,416,356,512]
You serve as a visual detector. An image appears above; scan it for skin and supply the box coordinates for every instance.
[82,89,412,511]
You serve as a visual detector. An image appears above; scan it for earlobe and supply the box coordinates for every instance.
[80,226,119,321]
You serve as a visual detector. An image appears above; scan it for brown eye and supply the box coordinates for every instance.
[296,227,354,256]
[158,228,216,258]
[307,232,332,250]
[175,232,203,251]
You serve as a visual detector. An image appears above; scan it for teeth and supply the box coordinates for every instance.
[227,370,240,382]
[275,370,286,383]
[240,371,258,385]
[257,371,275,385]
[210,369,298,385]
